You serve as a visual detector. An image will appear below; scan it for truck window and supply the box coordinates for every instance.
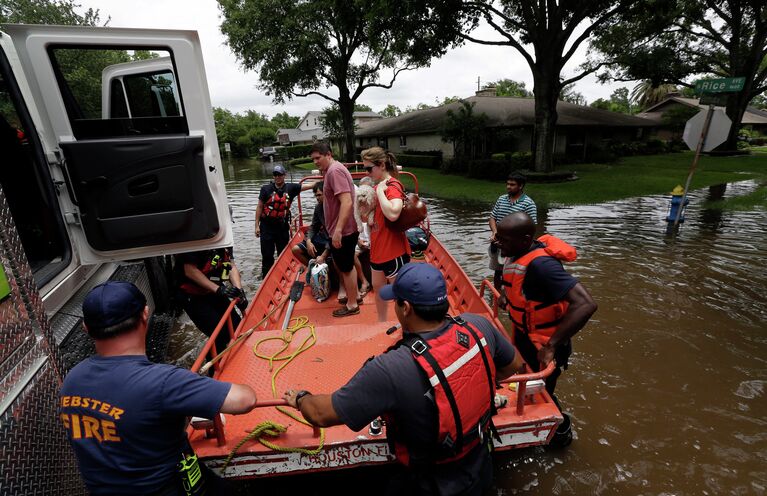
[48,48,187,139]
[0,51,70,285]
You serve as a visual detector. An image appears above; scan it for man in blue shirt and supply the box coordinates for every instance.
[59,281,257,495]
[283,264,523,495]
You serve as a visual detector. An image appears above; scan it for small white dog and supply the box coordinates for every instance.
[355,184,377,231]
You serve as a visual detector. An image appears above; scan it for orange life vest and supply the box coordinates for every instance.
[384,317,497,466]
[179,250,232,296]
[502,234,577,349]
[261,185,290,220]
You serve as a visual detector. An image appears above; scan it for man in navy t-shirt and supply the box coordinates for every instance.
[494,212,597,447]
[59,281,257,495]
[283,264,524,495]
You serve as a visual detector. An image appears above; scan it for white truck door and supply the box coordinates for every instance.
[0,24,232,264]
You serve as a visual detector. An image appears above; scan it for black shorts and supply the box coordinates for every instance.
[370,254,410,278]
[330,232,359,272]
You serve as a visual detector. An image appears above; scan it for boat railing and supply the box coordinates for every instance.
[478,279,501,319]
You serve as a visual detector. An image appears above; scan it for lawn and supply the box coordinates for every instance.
[398,151,767,208]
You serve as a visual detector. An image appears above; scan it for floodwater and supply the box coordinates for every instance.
[170,158,767,495]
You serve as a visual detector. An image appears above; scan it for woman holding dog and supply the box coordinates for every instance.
[361,147,411,321]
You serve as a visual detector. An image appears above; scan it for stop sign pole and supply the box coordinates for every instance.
[672,103,715,228]
[672,77,745,229]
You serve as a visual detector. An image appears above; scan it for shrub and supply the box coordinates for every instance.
[401,149,443,159]
[397,153,442,169]
[441,157,469,174]
[584,145,618,163]
[282,144,313,159]
[467,159,510,180]
[750,137,767,146]
[288,156,314,166]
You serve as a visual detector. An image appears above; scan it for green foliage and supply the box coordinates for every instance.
[213,107,277,157]
[591,0,767,148]
[217,0,460,161]
[320,105,346,140]
[440,100,488,159]
[270,111,300,129]
[0,0,102,25]
[405,102,434,112]
[439,96,462,105]
[631,81,678,110]
[488,79,532,98]
[354,104,373,112]
[283,144,313,159]
[750,92,767,110]
[661,105,699,134]
[379,104,401,118]
[287,156,314,166]
[589,87,634,114]
[396,153,441,169]
[560,84,587,106]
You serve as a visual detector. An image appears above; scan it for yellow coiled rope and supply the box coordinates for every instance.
[222,315,325,471]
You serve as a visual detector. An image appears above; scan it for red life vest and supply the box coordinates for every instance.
[502,234,576,349]
[179,250,232,296]
[385,317,497,466]
[261,185,290,220]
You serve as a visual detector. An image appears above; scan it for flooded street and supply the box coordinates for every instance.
[172,158,767,495]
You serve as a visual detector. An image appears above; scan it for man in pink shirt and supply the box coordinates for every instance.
[310,143,360,317]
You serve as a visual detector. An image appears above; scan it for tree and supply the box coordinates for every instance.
[449,0,645,172]
[379,104,401,118]
[661,105,699,139]
[218,0,459,161]
[354,104,373,112]
[593,0,767,150]
[590,98,611,110]
[439,96,462,105]
[440,100,488,159]
[213,107,277,157]
[489,79,532,98]
[751,92,767,110]
[404,102,434,113]
[560,83,587,106]
[630,81,678,110]
[270,112,300,130]
[0,0,102,25]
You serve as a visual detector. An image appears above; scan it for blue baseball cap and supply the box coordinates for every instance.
[379,263,448,305]
[273,165,286,175]
[82,281,147,330]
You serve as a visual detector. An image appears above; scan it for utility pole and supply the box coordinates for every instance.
[477,76,480,91]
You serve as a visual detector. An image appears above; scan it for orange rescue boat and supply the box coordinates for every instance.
[187,168,561,479]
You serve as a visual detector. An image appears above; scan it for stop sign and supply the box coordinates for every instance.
[683,108,732,151]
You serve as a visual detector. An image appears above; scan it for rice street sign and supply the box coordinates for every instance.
[694,77,745,94]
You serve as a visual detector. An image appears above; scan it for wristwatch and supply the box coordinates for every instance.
[294,390,312,409]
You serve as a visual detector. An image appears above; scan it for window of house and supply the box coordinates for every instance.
[48,48,187,139]
[399,135,407,147]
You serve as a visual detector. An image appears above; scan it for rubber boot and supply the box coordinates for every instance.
[549,412,573,448]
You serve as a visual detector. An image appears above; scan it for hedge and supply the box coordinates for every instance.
[287,156,314,166]
[397,153,442,169]
[282,144,313,159]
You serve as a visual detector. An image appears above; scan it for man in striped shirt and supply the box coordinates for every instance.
[488,171,537,284]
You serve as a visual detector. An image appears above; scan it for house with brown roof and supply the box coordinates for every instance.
[637,95,767,140]
[355,90,656,159]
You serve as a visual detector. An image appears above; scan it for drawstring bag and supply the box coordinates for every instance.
[385,179,427,232]
[306,259,330,302]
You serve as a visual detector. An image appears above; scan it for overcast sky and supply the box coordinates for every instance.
[81,0,635,119]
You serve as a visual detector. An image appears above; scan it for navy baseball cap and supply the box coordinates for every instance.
[82,281,147,329]
[273,165,286,175]
[379,263,448,305]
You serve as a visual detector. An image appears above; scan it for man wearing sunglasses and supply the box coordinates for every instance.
[255,164,311,278]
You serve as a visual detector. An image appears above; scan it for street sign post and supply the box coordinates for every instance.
[694,77,746,93]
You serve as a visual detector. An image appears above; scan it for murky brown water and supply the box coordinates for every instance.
[172,158,767,495]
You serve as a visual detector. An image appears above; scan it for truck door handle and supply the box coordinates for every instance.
[128,175,159,196]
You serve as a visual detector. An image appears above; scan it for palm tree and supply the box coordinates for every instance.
[631,81,678,110]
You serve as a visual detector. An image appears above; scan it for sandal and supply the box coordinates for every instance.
[332,306,360,317]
